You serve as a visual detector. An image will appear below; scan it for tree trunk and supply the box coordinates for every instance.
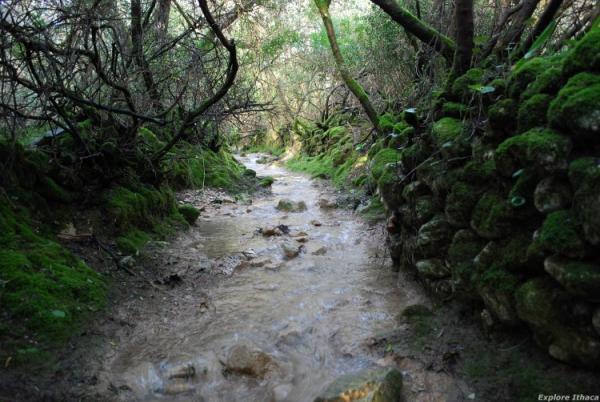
[451,0,474,77]
[495,0,540,58]
[369,0,456,63]
[516,0,564,58]
[315,0,381,134]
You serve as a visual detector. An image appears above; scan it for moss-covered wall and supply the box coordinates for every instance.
[383,24,600,368]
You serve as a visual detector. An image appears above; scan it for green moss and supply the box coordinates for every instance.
[471,191,513,238]
[562,21,600,77]
[37,176,74,203]
[432,117,464,144]
[115,229,151,254]
[461,159,496,184]
[387,127,414,149]
[518,94,552,131]
[495,128,571,176]
[164,144,248,192]
[259,176,275,187]
[178,204,200,225]
[0,201,105,360]
[445,181,481,226]
[442,102,470,118]
[378,113,399,132]
[533,210,585,257]
[451,68,484,99]
[521,67,564,100]
[370,148,401,181]
[358,197,386,222]
[547,73,600,140]
[488,98,517,132]
[243,169,257,177]
[568,157,600,189]
[508,57,551,98]
[488,78,507,96]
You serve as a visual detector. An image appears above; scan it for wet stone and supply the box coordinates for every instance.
[314,368,403,402]
[225,344,277,379]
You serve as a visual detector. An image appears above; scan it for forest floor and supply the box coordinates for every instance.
[1,154,598,402]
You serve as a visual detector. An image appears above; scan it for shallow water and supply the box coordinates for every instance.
[105,154,424,402]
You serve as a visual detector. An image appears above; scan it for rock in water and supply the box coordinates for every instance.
[314,368,402,402]
[277,199,307,212]
[282,242,302,259]
[225,344,277,379]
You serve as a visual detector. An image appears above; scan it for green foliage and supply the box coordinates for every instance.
[442,102,470,118]
[259,176,275,187]
[521,67,563,100]
[163,143,249,192]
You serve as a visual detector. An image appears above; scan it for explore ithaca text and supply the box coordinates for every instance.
[539,395,599,401]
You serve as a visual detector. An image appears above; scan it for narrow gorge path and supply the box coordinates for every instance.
[52,154,470,402]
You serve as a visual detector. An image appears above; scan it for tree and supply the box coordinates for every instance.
[314,0,381,134]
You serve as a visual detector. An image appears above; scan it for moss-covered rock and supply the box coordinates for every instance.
[515,277,600,368]
[442,102,470,118]
[276,199,307,212]
[259,176,275,187]
[508,57,551,98]
[178,204,200,225]
[448,229,485,292]
[451,68,484,100]
[378,112,400,133]
[495,128,571,177]
[517,94,552,131]
[521,66,564,100]
[370,148,401,181]
[432,117,464,145]
[314,367,403,402]
[562,22,600,77]
[544,256,600,302]
[401,180,430,202]
[415,258,450,279]
[478,283,521,326]
[547,73,600,142]
[531,210,586,259]
[470,191,513,239]
[533,176,572,214]
[488,98,517,134]
[377,164,404,210]
[445,181,482,227]
[416,215,452,258]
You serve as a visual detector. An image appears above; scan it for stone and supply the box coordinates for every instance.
[477,285,520,326]
[312,247,327,256]
[165,363,196,379]
[534,176,572,214]
[314,368,403,402]
[261,227,283,237]
[544,256,600,302]
[318,198,337,209]
[225,344,277,379]
[415,259,450,279]
[416,215,452,258]
[277,199,307,212]
[515,277,600,368]
[310,220,322,227]
[282,242,302,259]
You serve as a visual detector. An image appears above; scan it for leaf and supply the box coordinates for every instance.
[468,84,495,94]
[51,309,66,318]
[524,21,557,59]
[510,196,526,207]
[512,169,524,178]
[404,107,417,114]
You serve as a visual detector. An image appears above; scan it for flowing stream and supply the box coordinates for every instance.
[101,154,426,402]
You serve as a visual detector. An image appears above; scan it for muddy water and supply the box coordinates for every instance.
[104,154,425,402]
